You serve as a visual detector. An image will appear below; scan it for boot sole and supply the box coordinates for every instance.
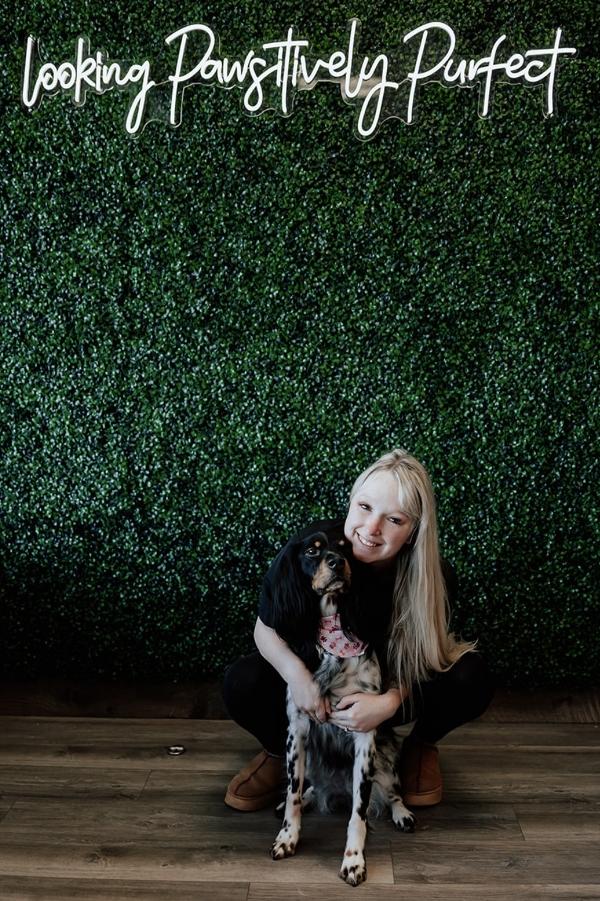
[403,787,443,807]
[224,788,281,812]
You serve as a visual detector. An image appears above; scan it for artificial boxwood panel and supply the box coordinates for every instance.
[1,1,598,685]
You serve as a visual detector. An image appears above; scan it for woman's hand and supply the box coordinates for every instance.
[288,668,331,723]
[328,691,397,733]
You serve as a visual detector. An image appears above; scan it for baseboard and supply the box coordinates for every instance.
[0,679,598,721]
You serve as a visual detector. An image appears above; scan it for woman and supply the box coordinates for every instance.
[223,448,495,811]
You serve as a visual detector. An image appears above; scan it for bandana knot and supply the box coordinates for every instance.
[318,614,367,658]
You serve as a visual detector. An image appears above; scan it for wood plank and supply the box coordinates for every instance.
[140,770,264,802]
[442,770,600,803]
[0,765,149,800]
[391,801,523,843]
[0,800,13,823]
[516,808,600,841]
[390,839,600,884]
[0,876,248,900]
[0,798,526,847]
[405,802,600,843]
[0,745,255,773]
[438,722,600,749]
[0,798,297,843]
[2,717,598,753]
[249,885,600,900]
[0,834,394,884]
[1,717,598,756]
[513,800,600,815]
[440,748,600,774]
[135,770,278,810]
[482,688,600,724]
[0,717,260,771]
[0,717,252,742]
[0,717,258,745]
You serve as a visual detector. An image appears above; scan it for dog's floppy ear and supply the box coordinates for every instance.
[269,542,320,652]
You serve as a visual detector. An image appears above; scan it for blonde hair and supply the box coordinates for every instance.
[350,448,477,700]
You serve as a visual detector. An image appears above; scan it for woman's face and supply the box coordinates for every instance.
[344,470,415,568]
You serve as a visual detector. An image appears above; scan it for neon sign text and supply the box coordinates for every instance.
[21,21,577,140]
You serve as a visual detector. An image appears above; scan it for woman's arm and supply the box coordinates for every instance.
[254,617,331,721]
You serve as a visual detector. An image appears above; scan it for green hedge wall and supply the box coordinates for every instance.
[1,1,598,686]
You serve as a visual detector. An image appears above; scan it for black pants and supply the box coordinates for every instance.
[223,649,496,756]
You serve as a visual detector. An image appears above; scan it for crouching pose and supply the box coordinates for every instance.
[223,450,496,870]
[269,528,414,885]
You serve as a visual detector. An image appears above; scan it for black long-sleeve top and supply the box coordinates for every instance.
[257,518,458,683]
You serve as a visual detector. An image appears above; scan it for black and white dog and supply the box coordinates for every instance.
[268,529,414,886]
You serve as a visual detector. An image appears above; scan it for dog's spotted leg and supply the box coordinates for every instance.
[339,730,376,886]
[371,746,416,833]
[271,702,309,861]
[275,784,314,817]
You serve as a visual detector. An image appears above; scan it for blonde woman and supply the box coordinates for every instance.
[223,449,494,810]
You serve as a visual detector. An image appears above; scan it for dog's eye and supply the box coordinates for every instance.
[305,546,319,557]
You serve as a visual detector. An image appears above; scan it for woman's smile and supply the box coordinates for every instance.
[356,533,382,548]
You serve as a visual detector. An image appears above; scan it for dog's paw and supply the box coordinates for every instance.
[271,829,298,860]
[339,849,367,886]
[391,801,416,833]
[393,811,416,832]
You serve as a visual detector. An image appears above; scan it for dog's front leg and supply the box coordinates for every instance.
[271,701,309,860]
[339,730,376,886]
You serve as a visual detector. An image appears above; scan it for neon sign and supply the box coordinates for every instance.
[21,20,577,140]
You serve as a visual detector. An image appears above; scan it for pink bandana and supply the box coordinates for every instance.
[318,614,368,658]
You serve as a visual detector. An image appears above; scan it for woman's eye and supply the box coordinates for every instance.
[359,503,370,511]
[390,518,404,526]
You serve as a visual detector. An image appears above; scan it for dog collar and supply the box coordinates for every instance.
[318,614,367,658]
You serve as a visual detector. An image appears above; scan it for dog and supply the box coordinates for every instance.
[267,528,415,886]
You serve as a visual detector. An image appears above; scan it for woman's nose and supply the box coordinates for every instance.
[366,514,382,535]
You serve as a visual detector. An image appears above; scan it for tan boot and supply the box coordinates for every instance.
[400,735,443,806]
[224,750,285,811]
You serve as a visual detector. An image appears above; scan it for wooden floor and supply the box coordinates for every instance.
[0,717,599,900]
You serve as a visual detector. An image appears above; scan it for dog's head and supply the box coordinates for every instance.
[268,529,359,665]
[297,531,352,602]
